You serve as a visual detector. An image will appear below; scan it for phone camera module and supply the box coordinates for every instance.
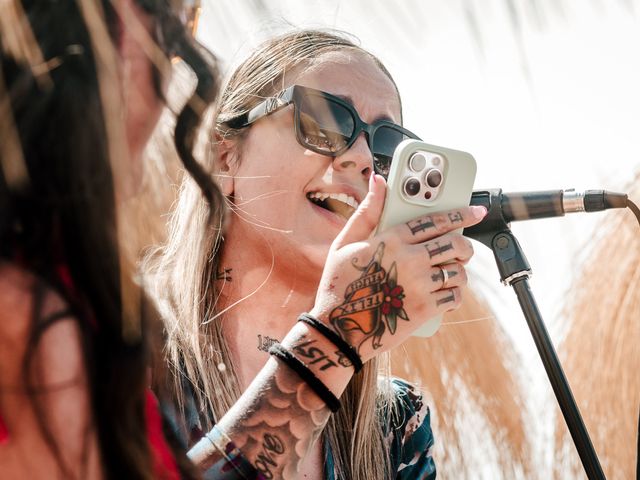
[425,169,442,188]
[403,177,421,197]
[409,152,427,172]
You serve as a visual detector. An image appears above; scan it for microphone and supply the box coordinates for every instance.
[464,188,629,240]
[469,188,628,223]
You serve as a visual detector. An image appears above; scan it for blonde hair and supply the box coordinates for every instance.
[392,287,532,477]
[148,29,404,480]
[555,175,640,479]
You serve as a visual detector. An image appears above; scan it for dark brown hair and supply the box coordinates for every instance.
[0,0,220,478]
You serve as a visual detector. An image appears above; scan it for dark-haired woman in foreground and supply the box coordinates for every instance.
[0,0,217,477]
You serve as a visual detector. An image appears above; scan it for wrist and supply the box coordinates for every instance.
[280,322,354,398]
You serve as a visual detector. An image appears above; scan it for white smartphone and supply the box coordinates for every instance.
[376,139,477,337]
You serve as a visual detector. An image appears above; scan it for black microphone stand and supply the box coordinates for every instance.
[464,189,606,480]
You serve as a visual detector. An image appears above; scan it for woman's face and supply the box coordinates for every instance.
[227,50,402,274]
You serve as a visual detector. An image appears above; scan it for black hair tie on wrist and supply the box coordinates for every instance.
[298,313,363,373]
[268,343,341,413]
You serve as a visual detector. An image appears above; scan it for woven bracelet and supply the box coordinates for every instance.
[268,342,341,413]
[298,313,363,373]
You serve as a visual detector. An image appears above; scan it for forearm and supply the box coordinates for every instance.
[187,321,354,479]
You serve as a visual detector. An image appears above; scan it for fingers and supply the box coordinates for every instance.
[388,205,487,245]
[428,262,467,292]
[420,232,475,265]
[433,287,462,313]
[333,174,386,249]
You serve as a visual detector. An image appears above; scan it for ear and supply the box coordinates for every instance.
[213,133,239,197]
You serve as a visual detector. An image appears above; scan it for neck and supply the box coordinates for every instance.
[217,236,323,391]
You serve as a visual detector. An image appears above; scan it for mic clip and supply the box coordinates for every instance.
[464,189,532,286]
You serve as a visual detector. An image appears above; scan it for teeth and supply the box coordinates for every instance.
[307,192,359,209]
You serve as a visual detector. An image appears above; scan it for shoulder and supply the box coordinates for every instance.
[380,377,436,479]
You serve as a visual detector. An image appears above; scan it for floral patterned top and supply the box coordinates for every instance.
[162,378,436,479]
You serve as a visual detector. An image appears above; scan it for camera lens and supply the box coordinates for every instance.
[425,169,442,188]
[409,152,427,172]
[403,177,421,196]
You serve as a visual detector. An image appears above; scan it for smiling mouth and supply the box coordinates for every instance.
[307,192,359,220]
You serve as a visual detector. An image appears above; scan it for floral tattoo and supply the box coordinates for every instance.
[329,243,409,353]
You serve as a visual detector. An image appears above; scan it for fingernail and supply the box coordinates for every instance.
[369,173,376,189]
[471,205,487,219]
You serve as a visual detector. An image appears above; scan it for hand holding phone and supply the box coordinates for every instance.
[376,139,477,337]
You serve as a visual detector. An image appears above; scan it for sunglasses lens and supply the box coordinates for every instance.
[298,95,355,154]
[371,126,413,178]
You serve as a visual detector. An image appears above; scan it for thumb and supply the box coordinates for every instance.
[333,174,386,249]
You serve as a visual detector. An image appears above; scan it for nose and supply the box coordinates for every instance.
[332,133,373,179]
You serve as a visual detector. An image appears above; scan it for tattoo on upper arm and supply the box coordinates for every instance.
[448,211,463,223]
[426,241,453,259]
[406,217,435,235]
[216,268,233,281]
[329,243,409,354]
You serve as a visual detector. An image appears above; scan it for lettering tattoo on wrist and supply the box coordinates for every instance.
[406,216,435,235]
[329,242,409,353]
[258,334,280,352]
[291,339,339,371]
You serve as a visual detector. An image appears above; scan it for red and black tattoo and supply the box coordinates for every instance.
[329,243,409,353]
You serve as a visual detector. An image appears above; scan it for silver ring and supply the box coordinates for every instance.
[440,266,449,288]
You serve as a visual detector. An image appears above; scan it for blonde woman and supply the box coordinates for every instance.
[149,30,487,479]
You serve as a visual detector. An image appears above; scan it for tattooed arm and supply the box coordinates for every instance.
[187,175,486,478]
[187,324,352,479]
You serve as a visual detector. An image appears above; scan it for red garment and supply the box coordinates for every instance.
[0,413,8,445]
[145,390,181,480]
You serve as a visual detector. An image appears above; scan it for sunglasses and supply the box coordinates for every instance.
[222,85,421,178]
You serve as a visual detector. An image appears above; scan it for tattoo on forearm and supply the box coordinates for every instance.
[291,339,339,371]
[254,433,285,479]
[436,290,456,306]
[406,216,435,235]
[258,334,280,352]
[448,211,463,223]
[216,268,233,281]
[426,241,453,259]
[329,243,409,353]
[197,363,331,479]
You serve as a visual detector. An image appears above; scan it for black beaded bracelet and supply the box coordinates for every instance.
[298,313,363,373]
[268,342,341,413]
